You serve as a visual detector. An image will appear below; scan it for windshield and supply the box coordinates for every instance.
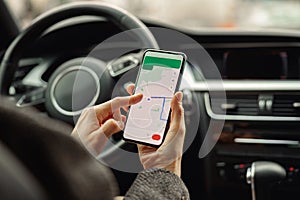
[5,0,300,31]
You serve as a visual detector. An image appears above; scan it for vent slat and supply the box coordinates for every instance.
[238,103,258,108]
[273,95,300,117]
[273,105,293,108]
[273,108,295,112]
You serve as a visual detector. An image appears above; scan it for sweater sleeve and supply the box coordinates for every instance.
[124,168,190,200]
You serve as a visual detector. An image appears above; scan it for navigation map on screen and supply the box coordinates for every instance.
[123,51,184,146]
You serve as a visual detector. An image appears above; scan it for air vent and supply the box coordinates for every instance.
[272,94,300,117]
[211,93,259,116]
[204,92,300,121]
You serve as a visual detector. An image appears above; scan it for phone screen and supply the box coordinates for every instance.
[123,49,186,146]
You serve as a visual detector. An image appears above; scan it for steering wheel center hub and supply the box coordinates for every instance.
[50,65,100,116]
[45,57,113,124]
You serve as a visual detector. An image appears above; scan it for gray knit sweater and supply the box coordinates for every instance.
[125,168,190,200]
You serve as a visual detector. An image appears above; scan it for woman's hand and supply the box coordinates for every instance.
[126,84,186,177]
[71,94,143,156]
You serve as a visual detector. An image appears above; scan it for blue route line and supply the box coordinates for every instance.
[150,96,172,121]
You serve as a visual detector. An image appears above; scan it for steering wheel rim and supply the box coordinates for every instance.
[0,2,159,95]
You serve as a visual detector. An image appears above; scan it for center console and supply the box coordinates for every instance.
[202,89,300,200]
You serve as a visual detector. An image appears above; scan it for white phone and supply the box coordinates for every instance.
[123,49,186,147]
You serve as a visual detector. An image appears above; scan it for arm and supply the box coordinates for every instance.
[125,85,190,199]
[124,168,189,200]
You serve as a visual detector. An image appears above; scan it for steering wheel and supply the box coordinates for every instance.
[0,2,159,124]
[0,2,203,174]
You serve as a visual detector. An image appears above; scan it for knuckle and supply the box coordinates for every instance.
[81,107,91,115]
[95,130,106,140]
[114,97,121,102]
[178,126,186,135]
[177,106,185,117]
[107,119,118,129]
[79,107,93,119]
[113,97,122,105]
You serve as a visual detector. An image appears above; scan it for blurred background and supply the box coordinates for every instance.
[4,0,300,31]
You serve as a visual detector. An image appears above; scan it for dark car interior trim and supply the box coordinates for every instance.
[1,3,300,199]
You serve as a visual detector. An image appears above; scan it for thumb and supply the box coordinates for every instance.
[101,118,124,138]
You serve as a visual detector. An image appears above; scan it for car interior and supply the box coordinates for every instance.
[1,0,300,199]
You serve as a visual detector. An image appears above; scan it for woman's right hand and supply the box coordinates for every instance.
[126,84,186,177]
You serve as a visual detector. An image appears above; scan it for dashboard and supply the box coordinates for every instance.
[10,17,300,200]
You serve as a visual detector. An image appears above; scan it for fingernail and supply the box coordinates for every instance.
[175,92,183,102]
[136,93,143,98]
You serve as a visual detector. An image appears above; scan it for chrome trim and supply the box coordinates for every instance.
[204,93,300,121]
[181,42,300,49]
[107,54,139,77]
[234,138,299,145]
[16,95,45,107]
[221,103,236,110]
[293,102,300,108]
[16,86,46,108]
[182,80,300,91]
[246,167,252,184]
[248,163,256,200]
[50,66,100,116]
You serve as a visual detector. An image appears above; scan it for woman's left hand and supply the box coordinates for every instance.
[72,94,143,156]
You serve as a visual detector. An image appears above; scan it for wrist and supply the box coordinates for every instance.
[164,157,182,177]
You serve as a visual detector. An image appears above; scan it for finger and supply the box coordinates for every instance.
[113,107,122,122]
[94,93,143,123]
[170,91,184,122]
[157,92,185,163]
[126,84,135,95]
[121,105,129,112]
[121,84,136,112]
[167,91,185,136]
[110,94,143,120]
[111,93,143,109]
[100,118,124,138]
[121,115,126,122]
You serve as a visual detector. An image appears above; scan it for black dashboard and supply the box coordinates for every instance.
[11,17,300,200]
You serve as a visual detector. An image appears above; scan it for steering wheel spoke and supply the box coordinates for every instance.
[16,85,46,107]
[107,52,142,77]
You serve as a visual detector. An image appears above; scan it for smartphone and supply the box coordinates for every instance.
[123,49,186,147]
